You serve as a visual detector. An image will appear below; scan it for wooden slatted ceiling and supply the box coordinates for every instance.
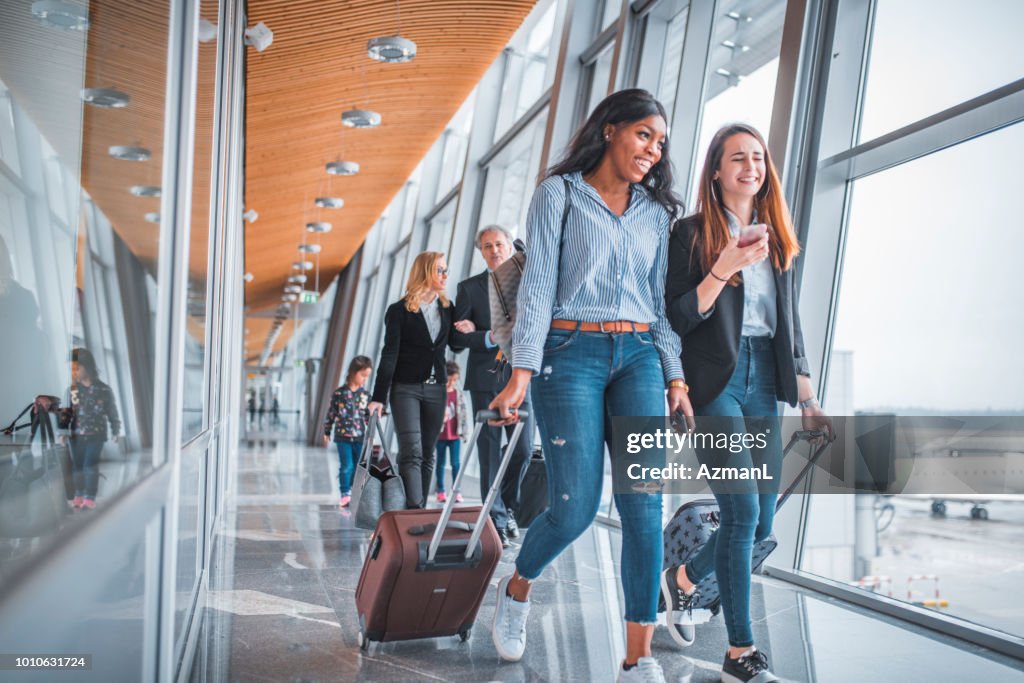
[244,1,537,347]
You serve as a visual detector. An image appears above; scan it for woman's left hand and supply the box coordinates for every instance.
[667,387,695,432]
[453,319,476,333]
[801,406,834,444]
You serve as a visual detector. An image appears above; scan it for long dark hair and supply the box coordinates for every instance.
[72,347,99,381]
[546,88,684,217]
[345,355,372,385]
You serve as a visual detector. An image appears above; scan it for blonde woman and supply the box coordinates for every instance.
[368,252,457,509]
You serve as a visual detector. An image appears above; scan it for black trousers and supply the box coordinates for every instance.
[389,381,446,509]
[469,366,534,527]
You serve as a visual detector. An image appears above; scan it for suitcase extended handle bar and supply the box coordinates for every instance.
[425,410,530,564]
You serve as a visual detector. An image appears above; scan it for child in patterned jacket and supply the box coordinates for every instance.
[323,356,373,508]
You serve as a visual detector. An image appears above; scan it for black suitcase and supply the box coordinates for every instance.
[515,447,547,528]
[661,429,831,623]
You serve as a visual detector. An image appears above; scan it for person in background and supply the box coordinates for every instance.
[488,89,692,683]
[663,123,833,683]
[451,225,535,548]
[322,355,373,509]
[368,252,457,509]
[434,360,468,504]
[59,348,120,511]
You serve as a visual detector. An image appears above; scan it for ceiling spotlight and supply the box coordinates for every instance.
[243,21,273,52]
[242,208,259,223]
[284,285,303,294]
[31,1,89,31]
[198,18,218,43]
[298,244,322,254]
[367,35,417,63]
[292,260,314,271]
[243,272,254,283]
[314,197,344,209]
[109,145,151,161]
[306,221,332,233]
[130,185,161,197]
[326,161,360,176]
[144,212,160,223]
[282,294,298,302]
[341,108,382,129]
[287,274,307,284]
[80,88,130,108]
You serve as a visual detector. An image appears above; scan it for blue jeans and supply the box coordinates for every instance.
[434,439,461,493]
[515,329,665,624]
[335,439,362,496]
[70,435,105,499]
[684,336,784,647]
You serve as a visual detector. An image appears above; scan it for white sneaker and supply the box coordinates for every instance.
[617,657,667,683]
[491,575,530,661]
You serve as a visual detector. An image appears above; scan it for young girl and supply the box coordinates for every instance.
[323,356,372,509]
[663,123,832,683]
[489,89,692,682]
[434,361,468,503]
[62,348,121,510]
[368,252,458,509]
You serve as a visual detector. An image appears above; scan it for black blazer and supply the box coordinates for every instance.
[666,215,810,407]
[450,271,498,393]
[371,299,455,404]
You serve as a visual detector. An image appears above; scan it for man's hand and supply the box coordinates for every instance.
[454,319,476,334]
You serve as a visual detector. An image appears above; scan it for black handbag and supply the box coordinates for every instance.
[0,410,69,538]
[351,414,406,530]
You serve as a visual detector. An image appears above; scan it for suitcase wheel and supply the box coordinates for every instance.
[458,628,471,642]
[358,615,371,652]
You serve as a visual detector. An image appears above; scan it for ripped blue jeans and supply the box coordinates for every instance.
[515,328,665,624]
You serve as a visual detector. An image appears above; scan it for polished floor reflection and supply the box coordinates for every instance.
[190,441,1024,682]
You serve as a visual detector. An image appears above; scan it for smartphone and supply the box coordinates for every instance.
[737,223,768,248]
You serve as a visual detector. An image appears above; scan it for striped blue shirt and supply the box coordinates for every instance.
[510,172,684,382]
[725,209,777,338]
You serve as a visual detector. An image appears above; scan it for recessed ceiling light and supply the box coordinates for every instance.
[342,108,381,129]
[284,285,303,294]
[287,274,307,284]
[282,294,298,302]
[298,244,322,254]
[326,161,360,176]
[144,212,160,223]
[130,185,161,197]
[292,260,314,271]
[306,221,332,233]
[109,145,151,161]
[81,87,130,108]
[367,35,417,63]
[198,18,218,43]
[31,0,89,31]
[314,197,344,209]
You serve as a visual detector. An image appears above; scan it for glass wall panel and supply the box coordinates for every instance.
[0,0,169,570]
[859,0,1024,142]
[688,0,785,204]
[435,94,475,203]
[807,123,1024,639]
[425,198,457,256]
[655,7,689,122]
[493,0,559,141]
[582,45,616,123]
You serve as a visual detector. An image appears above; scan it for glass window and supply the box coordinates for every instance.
[599,0,622,32]
[687,0,786,205]
[859,0,1024,142]
[424,198,457,257]
[475,108,549,274]
[0,86,20,175]
[656,8,689,122]
[581,44,616,123]
[808,123,1024,639]
[435,93,475,203]
[493,0,559,141]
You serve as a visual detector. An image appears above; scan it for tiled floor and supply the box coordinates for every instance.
[189,441,1024,682]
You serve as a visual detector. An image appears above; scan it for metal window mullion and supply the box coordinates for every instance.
[477,89,553,169]
[152,0,201,680]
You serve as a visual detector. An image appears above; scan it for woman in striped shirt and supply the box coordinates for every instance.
[488,89,692,683]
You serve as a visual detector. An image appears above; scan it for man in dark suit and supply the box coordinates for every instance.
[451,225,534,549]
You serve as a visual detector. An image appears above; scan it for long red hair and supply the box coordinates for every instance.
[691,124,800,284]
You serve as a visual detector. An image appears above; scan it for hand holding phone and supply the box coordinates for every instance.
[737,223,768,248]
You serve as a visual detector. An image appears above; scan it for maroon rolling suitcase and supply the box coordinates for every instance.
[354,409,529,648]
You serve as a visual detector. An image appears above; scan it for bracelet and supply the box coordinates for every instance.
[798,397,819,410]
[668,380,689,392]
[710,270,729,282]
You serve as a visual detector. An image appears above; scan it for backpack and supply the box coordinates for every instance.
[488,176,572,358]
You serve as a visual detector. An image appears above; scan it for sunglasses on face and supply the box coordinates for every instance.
[436,267,449,276]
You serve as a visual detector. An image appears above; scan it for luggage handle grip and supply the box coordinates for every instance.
[408,521,474,536]
[475,409,529,422]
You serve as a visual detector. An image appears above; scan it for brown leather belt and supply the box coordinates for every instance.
[551,320,650,333]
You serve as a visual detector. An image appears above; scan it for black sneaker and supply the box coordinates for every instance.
[721,648,779,683]
[496,527,510,549]
[660,566,698,647]
[506,512,520,538]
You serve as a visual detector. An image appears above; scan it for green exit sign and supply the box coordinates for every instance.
[300,290,319,304]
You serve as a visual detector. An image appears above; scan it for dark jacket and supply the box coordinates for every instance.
[60,380,121,439]
[450,271,499,392]
[666,215,810,407]
[371,299,456,404]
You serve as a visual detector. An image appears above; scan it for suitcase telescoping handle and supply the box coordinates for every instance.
[426,409,530,564]
[776,429,831,511]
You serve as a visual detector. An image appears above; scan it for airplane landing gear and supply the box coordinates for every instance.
[931,500,947,517]
[970,505,989,520]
